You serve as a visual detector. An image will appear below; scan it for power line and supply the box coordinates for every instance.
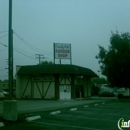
[0,49,7,52]
[14,46,34,56]
[0,31,8,33]
[14,32,45,54]
[0,42,8,47]
[0,69,5,72]
[13,31,53,55]
[14,48,37,61]
[0,34,8,38]
[0,42,38,61]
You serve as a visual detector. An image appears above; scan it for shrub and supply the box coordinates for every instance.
[91,85,100,96]
[118,94,123,99]
[98,91,115,97]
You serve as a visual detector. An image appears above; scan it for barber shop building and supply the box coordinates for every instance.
[16,64,97,100]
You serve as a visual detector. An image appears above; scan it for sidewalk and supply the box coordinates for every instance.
[0,98,116,116]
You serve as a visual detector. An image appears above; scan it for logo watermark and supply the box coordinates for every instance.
[118,118,130,130]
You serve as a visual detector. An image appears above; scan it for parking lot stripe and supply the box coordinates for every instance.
[26,115,41,122]
[70,108,77,111]
[0,122,4,127]
[50,111,61,115]
[84,105,89,108]
[31,121,102,130]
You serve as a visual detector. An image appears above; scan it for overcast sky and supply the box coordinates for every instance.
[0,0,130,80]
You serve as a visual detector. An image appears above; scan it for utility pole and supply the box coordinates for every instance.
[8,0,13,99]
[5,59,9,74]
[35,54,44,64]
[3,0,17,121]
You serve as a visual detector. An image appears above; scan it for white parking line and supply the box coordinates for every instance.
[26,115,41,122]
[50,111,61,115]
[31,121,102,130]
[0,122,4,127]
[84,105,89,108]
[70,108,77,111]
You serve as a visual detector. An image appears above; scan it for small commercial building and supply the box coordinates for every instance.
[16,64,97,100]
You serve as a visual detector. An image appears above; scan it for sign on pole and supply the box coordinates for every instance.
[53,43,72,64]
[54,43,71,59]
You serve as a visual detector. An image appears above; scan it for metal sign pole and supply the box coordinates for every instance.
[53,43,55,64]
[70,44,72,65]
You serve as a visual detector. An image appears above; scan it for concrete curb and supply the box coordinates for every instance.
[0,122,4,127]
[26,115,41,122]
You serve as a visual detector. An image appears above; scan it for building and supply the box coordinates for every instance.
[16,64,98,100]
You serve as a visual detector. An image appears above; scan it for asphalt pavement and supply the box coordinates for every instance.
[1,98,129,130]
[0,97,116,116]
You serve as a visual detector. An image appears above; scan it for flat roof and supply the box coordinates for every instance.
[17,64,98,77]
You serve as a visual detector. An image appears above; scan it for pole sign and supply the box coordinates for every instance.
[54,43,71,59]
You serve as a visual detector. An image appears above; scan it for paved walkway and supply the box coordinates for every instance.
[0,98,117,116]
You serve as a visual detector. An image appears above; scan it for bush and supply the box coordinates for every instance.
[98,91,115,97]
[91,85,100,96]
[118,94,123,99]
[118,94,130,99]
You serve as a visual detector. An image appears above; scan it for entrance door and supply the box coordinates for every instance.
[60,85,71,99]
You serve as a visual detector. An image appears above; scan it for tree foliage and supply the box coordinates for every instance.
[91,77,108,84]
[39,61,54,65]
[96,31,130,88]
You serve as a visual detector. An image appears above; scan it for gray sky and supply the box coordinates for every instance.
[0,0,130,80]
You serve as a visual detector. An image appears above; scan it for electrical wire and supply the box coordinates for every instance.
[0,34,8,38]
[0,31,8,33]
[0,69,5,72]
[13,31,53,55]
[14,47,35,56]
[0,49,7,52]
[13,48,37,61]
[0,42,38,61]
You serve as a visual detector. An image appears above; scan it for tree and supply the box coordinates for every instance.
[91,77,108,85]
[96,31,130,88]
[39,60,54,65]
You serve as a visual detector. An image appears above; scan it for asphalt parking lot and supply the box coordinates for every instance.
[1,99,130,130]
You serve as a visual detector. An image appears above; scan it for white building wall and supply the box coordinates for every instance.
[16,70,55,99]
[16,75,31,99]
[44,82,55,99]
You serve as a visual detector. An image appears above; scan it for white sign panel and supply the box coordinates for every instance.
[54,43,71,59]
[33,77,54,81]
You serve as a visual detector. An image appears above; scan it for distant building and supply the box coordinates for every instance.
[16,64,98,100]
